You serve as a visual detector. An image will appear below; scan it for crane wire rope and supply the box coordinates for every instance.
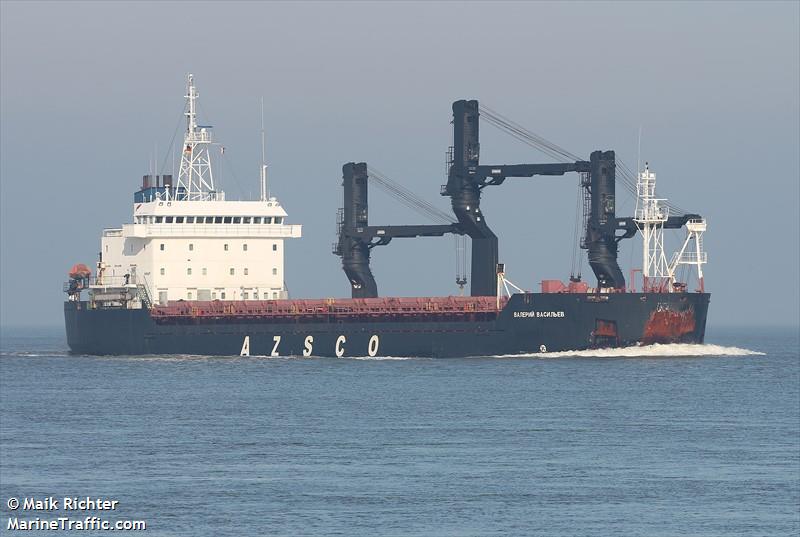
[366,166,467,289]
[366,166,456,225]
[158,103,188,176]
[479,104,582,162]
[481,103,692,215]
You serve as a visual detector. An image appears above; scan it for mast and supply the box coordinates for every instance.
[634,162,671,291]
[260,97,268,201]
[176,74,216,201]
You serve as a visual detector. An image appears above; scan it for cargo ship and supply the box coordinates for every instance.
[64,75,710,357]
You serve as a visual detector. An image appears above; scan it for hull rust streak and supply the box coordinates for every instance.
[642,306,696,344]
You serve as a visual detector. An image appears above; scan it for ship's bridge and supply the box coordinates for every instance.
[126,199,301,239]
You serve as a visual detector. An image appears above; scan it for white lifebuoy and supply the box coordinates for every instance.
[539,344,547,353]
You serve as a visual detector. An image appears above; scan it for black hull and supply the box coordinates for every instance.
[64,293,710,357]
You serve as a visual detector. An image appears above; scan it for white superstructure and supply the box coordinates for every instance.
[93,74,301,306]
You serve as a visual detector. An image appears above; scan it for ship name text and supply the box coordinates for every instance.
[513,310,565,318]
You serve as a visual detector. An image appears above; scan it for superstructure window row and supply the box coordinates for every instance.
[137,216,283,224]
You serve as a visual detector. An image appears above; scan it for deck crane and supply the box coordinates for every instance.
[444,100,616,294]
[335,99,703,298]
[444,100,701,295]
[334,162,464,298]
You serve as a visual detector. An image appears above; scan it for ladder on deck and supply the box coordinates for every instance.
[137,283,153,310]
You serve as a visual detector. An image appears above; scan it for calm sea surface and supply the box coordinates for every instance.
[1,326,798,536]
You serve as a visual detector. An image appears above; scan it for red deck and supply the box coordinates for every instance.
[151,295,509,323]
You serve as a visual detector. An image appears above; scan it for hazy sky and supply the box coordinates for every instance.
[1,1,798,328]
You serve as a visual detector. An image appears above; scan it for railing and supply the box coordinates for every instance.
[152,295,510,320]
[675,251,708,263]
[89,276,135,287]
[125,223,301,238]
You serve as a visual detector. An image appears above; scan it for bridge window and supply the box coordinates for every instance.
[272,268,277,275]
[224,244,229,251]
[155,216,163,223]
[272,244,277,251]
[215,217,223,224]
[186,217,194,224]
[264,217,272,224]
[230,268,235,275]
[233,217,241,224]
[189,243,194,251]
[160,243,165,251]
[224,217,232,224]
[176,217,184,224]
[253,217,262,224]
[243,244,248,251]
[243,217,251,224]
[274,217,283,224]
[165,217,173,223]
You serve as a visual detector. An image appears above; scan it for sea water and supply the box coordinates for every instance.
[0,325,797,536]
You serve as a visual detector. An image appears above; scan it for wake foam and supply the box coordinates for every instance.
[345,355,420,361]
[498,343,765,359]
[0,351,71,358]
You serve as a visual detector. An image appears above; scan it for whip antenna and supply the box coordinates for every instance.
[260,96,268,201]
